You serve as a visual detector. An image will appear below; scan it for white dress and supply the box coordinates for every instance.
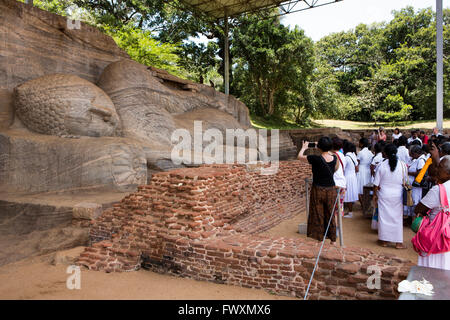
[392,133,402,141]
[417,181,450,270]
[371,152,384,183]
[397,146,411,166]
[373,160,405,243]
[409,155,427,205]
[344,152,358,203]
[333,151,347,189]
[357,147,373,194]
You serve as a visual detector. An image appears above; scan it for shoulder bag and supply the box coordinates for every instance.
[411,184,450,256]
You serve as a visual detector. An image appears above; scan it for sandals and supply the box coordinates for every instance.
[378,240,389,247]
[395,244,408,250]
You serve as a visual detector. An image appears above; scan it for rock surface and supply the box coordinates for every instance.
[0,130,147,193]
[0,0,129,91]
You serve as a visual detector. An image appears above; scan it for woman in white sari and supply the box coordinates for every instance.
[373,144,407,249]
[343,142,358,218]
[414,150,450,270]
[357,138,373,200]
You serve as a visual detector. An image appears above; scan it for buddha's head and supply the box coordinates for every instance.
[14,74,121,137]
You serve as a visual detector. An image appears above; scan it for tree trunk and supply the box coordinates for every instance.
[267,89,275,116]
[258,80,266,116]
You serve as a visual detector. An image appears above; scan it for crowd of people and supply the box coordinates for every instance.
[297,127,450,270]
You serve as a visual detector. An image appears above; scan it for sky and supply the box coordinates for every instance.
[281,0,444,41]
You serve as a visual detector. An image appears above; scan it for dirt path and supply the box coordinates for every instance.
[0,254,297,300]
[0,204,416,300]
[261,203,417,263]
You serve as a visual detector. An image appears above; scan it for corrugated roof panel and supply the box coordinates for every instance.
[180,0,283,19]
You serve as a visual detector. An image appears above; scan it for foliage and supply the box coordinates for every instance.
[178,41,220,84]
[316,6,450,122]
[232,15,315,124]
[18,1,450,125]
[372,94,413,122]
[105,24,185,77]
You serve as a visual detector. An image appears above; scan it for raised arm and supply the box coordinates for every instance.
[297,141,309,162]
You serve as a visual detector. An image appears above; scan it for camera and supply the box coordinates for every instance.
[308,142,317,148]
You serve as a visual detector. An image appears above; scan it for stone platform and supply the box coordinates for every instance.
[0,190,129,266]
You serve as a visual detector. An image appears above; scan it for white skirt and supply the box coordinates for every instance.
[357,165,371,195]
[377,195,404,243]
[412,187,422,206]
[344,173,358,203]
[418,252,450,270]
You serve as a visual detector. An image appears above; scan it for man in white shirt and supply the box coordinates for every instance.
[407,130,422,146]
[431,127,443,139]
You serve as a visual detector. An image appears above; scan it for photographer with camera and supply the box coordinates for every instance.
[297,137,340,245]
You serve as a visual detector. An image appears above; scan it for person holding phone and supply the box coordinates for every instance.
[297,137,340,245]
[377,127,387,142]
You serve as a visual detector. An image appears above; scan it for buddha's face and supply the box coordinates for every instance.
[64,84,121,137]
[14,74,121,137]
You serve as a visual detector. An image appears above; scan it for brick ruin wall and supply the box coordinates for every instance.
[77,161,413,300]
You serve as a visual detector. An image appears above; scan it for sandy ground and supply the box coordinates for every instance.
[0,203,417,300]
[262,203,417,263]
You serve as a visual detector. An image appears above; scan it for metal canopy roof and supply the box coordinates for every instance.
[179,0,342,20]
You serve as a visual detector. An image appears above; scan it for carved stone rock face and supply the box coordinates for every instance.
[13,74,121,137]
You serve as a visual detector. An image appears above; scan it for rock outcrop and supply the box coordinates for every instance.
[0,0,129,91]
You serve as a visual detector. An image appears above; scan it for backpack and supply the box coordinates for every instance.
[411,184,450,256]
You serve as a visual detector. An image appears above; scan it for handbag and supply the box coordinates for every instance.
[401,162,413,207]
[411,184,450,256]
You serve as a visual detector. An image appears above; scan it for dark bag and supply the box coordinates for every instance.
[401,162,413,206]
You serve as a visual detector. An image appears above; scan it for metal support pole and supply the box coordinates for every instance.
[436,0,443,131]
[337,194,344,247]
[305,178,311,219]
[224,11,230,95]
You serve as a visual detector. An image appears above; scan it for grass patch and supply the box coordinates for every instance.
[250,115,319,129]
[250,114,449,130]
[309,119,449,130]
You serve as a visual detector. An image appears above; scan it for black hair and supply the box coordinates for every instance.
[359,137,369,149]
[410,145,423,156]
[394,128,400,134]
[332,137,343,150]
[317,136,333,152]
[393,139,399,147]
[374,142,384,154]
[410,139,422,146]
[383,144,398,172]
[441,142,450,156]
[420,130,426,134]
[343,142,356,154]
[422,143,430,154]
[398,136,408,146]
[437,135,448,146]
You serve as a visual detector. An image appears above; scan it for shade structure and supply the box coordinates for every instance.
[179,0,342,20]
[179,0,342,95]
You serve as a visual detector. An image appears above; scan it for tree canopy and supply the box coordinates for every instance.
[19,1,450,125]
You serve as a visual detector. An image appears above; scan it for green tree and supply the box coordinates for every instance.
[106,24,185,76]
[178,41,219,84]
[232,16,314,120]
